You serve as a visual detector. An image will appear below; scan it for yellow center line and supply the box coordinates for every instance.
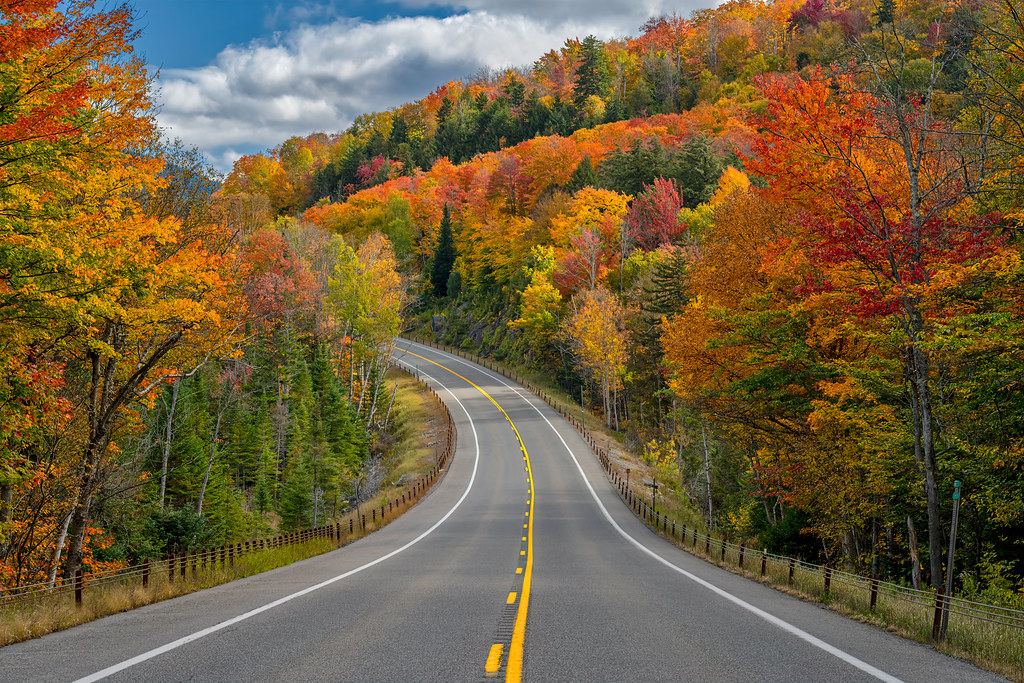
[507,592,518,604]
[403,350,535,683]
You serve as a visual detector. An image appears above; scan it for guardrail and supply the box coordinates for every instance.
[0,367,455,609]
[404,336,1024,640]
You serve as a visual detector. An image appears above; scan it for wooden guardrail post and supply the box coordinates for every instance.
[74,569,84,607]
[143,558,150,588]
[870,573,879,610]
[932,586,946,641]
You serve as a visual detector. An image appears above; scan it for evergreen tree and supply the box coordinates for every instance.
[388,115,408,150]
[672,135,723,208]
[252,409,278,515]
[599,139,671,196]
[430,205,457,297]
[436,95,454,124]
[166,377,211,507]
[568,154,599,192]
[573,35,609,109]
[503,75,526,109]
[278,458,313,531]
[873,0,894,26]
[644,247,690,316]
[199,459,249,544]
[522,89,549,137]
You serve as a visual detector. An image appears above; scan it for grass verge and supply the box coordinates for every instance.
[0,539,335,647]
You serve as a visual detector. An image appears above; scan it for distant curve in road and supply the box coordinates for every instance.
[0,341,1007,683]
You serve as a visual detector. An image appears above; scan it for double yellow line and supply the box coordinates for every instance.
[404,350,534,683]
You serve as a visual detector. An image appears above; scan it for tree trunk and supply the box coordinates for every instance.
[62,464,98,583]
[356,362,368,416]
[47,507,74,587]
[160,377,181,511]
[0,483,12,557]
[907,336,944,590]
[907,515,922,591]
[366,359,383,429]
[701,417,713,531]
[347,329,355,406]
[382,381,398,431]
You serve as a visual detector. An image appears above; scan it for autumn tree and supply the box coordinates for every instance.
[563,287,629,429]
[748,70,1010,587]
[623,177,688,251]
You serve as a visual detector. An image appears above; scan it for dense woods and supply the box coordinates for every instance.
[2,0,1022,608]
[0,0,406,589]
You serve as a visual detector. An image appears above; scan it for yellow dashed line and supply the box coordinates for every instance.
[516,568,523,574]
[403,350,534,683]
[485,644,503,674]
[507,592,518,604]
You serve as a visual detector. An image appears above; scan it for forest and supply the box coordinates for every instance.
[2,0,1023,607]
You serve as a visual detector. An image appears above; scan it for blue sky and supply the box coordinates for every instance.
[131,1,712,172]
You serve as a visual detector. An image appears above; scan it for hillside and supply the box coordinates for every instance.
[1,0,1022,609]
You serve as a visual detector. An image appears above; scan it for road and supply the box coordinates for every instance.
[0,340,1008,682]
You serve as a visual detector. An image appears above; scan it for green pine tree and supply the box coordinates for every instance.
[672,134,723,208]
[278,458,313,531]
[573,35,610,109]
[568,154,598,192]
[430,204,457,298]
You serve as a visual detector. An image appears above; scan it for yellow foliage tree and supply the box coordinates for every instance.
[562,287,628,429]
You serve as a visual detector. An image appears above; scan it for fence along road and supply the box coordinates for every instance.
[0,341,1010,682]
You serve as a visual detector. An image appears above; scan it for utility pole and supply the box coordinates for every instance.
[939,480,962,640]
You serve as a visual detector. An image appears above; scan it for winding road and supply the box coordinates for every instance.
[0,341,1008,682]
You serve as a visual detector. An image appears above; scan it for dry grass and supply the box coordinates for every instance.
[0,539,336,647]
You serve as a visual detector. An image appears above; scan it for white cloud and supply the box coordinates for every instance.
[153,3,703,171]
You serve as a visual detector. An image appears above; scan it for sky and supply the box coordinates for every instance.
[131,0,713,173]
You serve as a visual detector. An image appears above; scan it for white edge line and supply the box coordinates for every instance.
[73,365,478,683]
[404,340,905,683]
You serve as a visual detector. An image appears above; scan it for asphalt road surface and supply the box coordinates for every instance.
[0,340,1009,682]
